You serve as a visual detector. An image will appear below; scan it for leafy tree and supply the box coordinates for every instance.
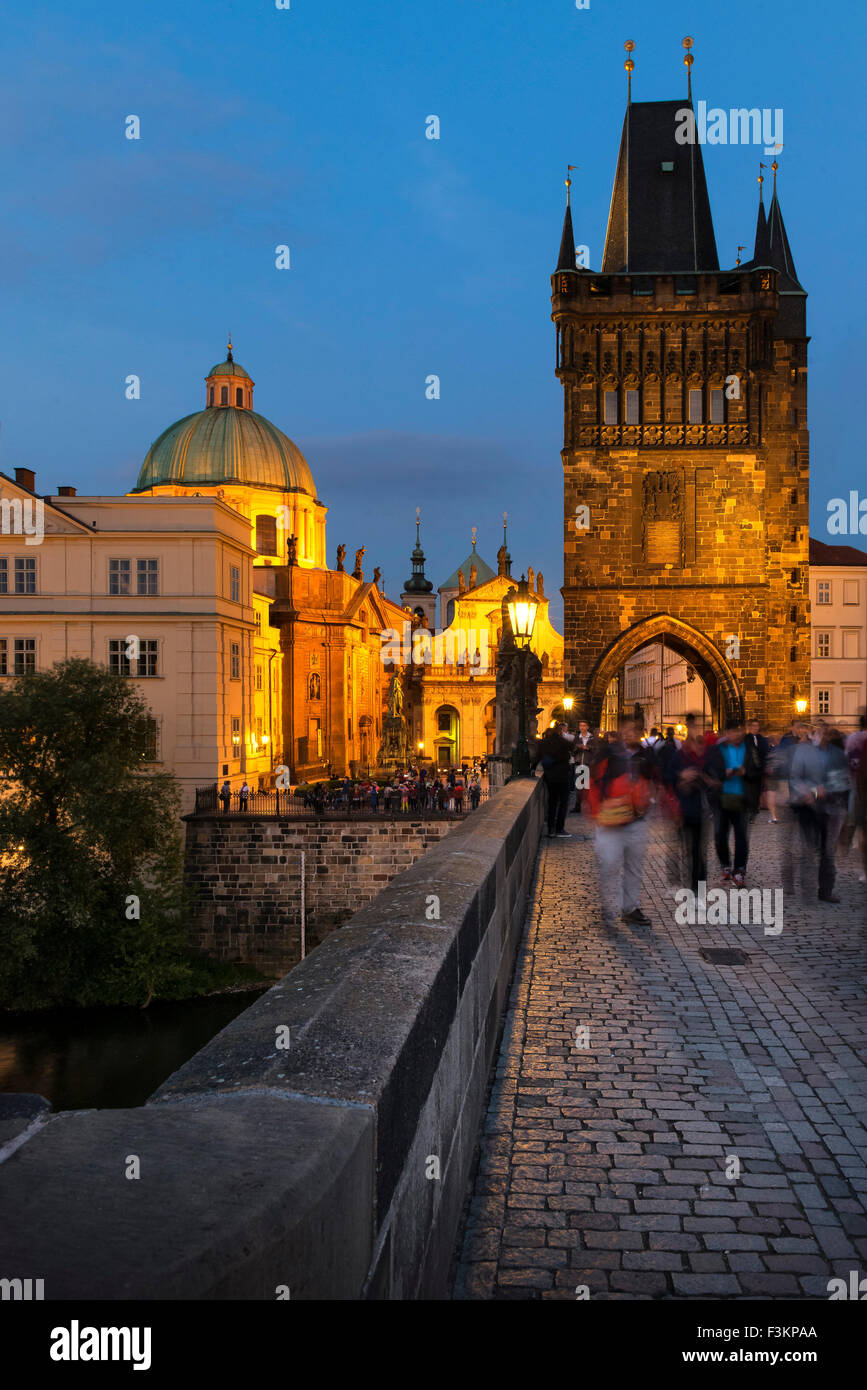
[0,659,191,1009]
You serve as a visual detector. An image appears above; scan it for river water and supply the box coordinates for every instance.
[0,989,268,1111]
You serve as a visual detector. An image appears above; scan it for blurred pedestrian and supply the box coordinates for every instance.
[588,718,655,928]
[704,720,749,885]
[532,722,574,838]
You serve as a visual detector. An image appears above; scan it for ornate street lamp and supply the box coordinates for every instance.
[795,697,808,716]
[506,574,539,777]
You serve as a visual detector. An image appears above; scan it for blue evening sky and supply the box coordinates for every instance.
[1,0,862,628]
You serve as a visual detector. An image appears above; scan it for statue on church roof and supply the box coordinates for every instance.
[537,571,544,596]
[336,543,346,572]
[458,568,466,594]
[469,563,477,589]
[373,566,382,585]
[352,546,365,580]
[287,534,298,567]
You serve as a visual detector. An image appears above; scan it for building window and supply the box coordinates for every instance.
[688,389,703,424]
[230,642,241,679]
[236,386,244,407]
[817,689,831,715]
[255,514,278,556]
[14,557,37,594]
[209,386,214,406]
[843,579,860,605]
[843,630,860,659]
[438,710,452,732]
[109,559,131,595]
[136,559,158,595]
[816,581,831,605]
[255,716,264,745]
[139,640,158,677]
[603,390,618,425]
[220,386,228,405]
[142,717,159,761]
[109,639,132,676]
[230,565,240,602]
[710,389,724,423]
[13,638,36,675]
[254,610,262,632]
[625,390,639,425]
[255,662,263,692]
[816,632,831,659]
[231,717,241,754]
[0,558,7,594]
[0,638,6,675]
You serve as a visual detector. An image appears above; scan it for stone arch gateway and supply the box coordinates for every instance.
[588,614,744,729]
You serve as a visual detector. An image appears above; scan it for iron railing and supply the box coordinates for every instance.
[194,784,490,819]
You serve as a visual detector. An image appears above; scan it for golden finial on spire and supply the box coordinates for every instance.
[227,333,233,363]
[736,245,745,267]
[565,164,578,206]
[682,36,694,99]
[624,41,635,102]
[471,525,477,550]
[503,511,508,543]
[771,158,779,193]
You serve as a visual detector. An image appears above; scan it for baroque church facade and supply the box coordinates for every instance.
[553,60,810,733]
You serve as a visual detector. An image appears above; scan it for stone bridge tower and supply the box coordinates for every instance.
[553,54,809,733]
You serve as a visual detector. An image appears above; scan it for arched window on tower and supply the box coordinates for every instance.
[209,386,214,406]
[220,386,228,405]
[255,514,278,556]
[236,387,244,407]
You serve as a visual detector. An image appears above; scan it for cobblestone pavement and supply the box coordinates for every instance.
[454,807,867,1300]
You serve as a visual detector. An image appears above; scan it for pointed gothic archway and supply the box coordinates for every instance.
[586,614,744,729]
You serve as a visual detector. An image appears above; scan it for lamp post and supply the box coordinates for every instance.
[795,697,808,717]
[506,574,539,777]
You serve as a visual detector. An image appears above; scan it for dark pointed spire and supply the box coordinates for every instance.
[557,203,576,271]
[556,167,577,270]
[753,165,770,263]
[764,162,802,290]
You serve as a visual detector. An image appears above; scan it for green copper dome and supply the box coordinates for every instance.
[133,407,316,495]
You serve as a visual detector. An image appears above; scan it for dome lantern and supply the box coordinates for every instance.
[205,338,255,411]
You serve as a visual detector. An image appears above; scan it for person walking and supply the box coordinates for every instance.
[572,719,597,815]
[532,722,574,838]
[744,718,770,823]
[219,778,232,814]
[704,720,749,885]
[238,780,250,813]
[469,775,481,810]
[588,718,655,928]
[664,725,709,894]
[789,725,848,902]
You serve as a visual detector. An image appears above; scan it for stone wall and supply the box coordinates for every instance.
[185,815,454,973]
[0,778,543,1300]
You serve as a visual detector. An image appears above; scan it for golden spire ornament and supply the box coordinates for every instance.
[565,164,578,206]
[624,41,635,102]
[682,36,694,99]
